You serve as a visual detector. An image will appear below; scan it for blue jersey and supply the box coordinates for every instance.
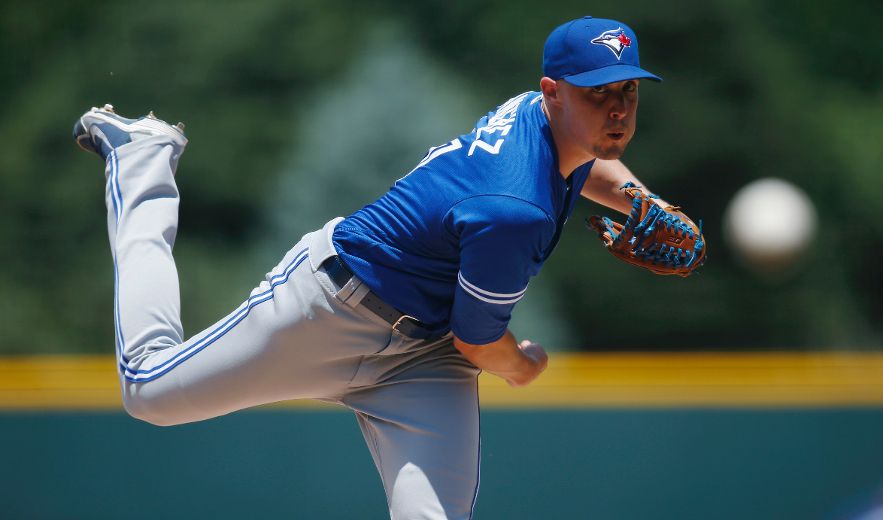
[332,91,593,344]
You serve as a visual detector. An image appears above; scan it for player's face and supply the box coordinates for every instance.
[558,79,639,160]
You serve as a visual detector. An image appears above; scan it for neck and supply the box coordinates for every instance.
[541,100,595,179]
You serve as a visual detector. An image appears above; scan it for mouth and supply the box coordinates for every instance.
[606,131,626,141]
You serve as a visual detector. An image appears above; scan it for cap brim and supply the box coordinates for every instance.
[562,64,662,87]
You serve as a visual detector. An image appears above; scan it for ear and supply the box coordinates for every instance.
[539,77,561,108]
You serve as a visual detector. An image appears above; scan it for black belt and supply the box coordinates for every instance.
[320,255,438,340]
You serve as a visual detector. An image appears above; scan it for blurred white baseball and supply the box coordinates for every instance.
[724,178,817,269]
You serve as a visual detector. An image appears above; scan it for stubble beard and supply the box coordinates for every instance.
[591,141,627,160]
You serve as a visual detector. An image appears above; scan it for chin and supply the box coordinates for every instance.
[592,143,627,160]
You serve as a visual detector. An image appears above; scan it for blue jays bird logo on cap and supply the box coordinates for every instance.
[590,27,632,60]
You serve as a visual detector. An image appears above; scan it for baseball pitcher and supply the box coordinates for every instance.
[73,16,704,519]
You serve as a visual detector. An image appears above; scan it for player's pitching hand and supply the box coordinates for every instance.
[510,340,548,387]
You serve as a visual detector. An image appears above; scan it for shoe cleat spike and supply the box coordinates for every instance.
[102,104,115,113]
[175,122,186,132]
[147,110,157,119]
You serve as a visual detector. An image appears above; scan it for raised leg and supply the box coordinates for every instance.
[74,106,390,425]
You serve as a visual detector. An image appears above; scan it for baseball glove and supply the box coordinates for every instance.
[586,182,706,277]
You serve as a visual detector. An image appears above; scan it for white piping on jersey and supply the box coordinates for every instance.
[457,271,528,305]
[530,93,543,105]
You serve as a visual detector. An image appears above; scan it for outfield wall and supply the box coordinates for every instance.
[2,354,882,519]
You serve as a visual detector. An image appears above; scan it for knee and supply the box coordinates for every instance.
[122,391,184,427]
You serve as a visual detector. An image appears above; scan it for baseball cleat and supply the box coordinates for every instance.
[73,104,187,160]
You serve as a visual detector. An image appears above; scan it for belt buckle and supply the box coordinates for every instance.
[391,314,417,336]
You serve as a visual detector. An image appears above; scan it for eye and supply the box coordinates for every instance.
[589,85,608,94]
[623,81,638,92]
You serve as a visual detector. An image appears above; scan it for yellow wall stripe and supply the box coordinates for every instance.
[1,353,882,410]
[480,352,883,408]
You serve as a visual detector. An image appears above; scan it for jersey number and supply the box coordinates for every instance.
[468,124,512,156]
[396,139,463,184]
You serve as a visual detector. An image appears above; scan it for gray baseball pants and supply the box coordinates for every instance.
[103,134,481,519]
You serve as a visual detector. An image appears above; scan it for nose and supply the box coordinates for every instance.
[609,91,627,120]
[607,90,629,121]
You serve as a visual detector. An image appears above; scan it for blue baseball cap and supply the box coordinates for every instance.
[543,16,662,87]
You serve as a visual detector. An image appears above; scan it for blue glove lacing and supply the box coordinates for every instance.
[615,183,705,269]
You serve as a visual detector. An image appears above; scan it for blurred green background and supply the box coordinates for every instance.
[2,3,883,519]
[1,0,881,353]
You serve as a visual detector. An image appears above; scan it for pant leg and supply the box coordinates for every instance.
[104,135,392,426]
[105,135,186,368]
[344,340,482,520]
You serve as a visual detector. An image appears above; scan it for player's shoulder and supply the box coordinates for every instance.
[465,91,543,140]
[493,91,543,116]
[455,90,553,177]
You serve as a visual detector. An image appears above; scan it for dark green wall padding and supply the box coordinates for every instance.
[2,409,882,519]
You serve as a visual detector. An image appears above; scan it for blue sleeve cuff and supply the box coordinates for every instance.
[449,281,515,345]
